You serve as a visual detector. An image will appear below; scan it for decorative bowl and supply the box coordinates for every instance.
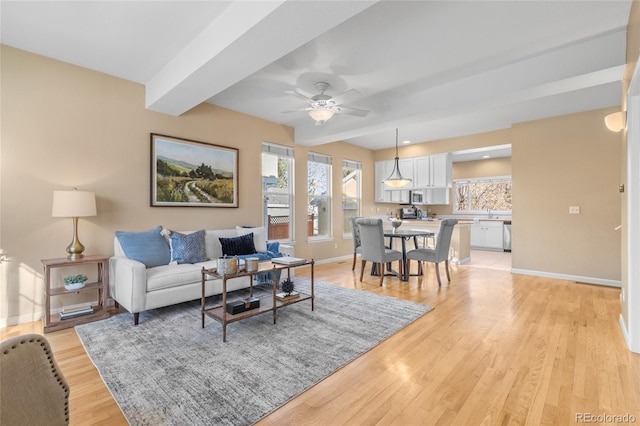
[390,219,403,230]
[64,282,86,291]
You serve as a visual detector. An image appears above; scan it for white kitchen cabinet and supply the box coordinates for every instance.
[413,153,452,188]
[470,221,504,250]
[425,187,450,205]
[374,161,391,202]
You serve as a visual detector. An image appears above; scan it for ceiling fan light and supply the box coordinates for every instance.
[308,108,335,125]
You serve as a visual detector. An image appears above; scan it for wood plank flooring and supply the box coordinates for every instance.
[2,259,639,425]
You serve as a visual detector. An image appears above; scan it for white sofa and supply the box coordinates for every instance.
[109,227,283,325]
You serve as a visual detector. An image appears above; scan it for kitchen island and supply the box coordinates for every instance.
[383,219,471,265]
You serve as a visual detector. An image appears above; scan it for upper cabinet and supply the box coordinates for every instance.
[374,153,452,204]
[413,153,452,189]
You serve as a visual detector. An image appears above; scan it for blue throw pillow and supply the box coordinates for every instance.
[115,226,170,268]
[219,233,256,256]
[169,230,206,264]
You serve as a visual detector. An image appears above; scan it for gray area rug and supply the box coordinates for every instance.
[76,278,432,425]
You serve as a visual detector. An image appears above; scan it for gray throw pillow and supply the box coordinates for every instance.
[169,230,206,264]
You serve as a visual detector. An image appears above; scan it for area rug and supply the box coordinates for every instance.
[75,278,432,425]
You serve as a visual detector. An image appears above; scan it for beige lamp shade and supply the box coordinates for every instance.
[52,190,96,218]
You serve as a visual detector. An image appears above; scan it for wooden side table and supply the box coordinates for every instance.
[41,254,110,332]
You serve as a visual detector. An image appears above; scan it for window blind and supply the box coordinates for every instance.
[342,159,362,170]
[263,142,294,158]
[308,152,332,165]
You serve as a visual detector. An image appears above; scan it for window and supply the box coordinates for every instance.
[342,159,361,236]
[454,176,512,213]
[262,143,294,241]
[307,152,332,239]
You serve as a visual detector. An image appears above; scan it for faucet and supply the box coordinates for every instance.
[487,208,492,218]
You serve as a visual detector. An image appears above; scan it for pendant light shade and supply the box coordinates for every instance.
[382,128,411,188]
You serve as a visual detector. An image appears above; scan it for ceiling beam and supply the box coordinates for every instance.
[145,0,379,116]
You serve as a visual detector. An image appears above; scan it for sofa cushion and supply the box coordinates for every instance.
[169,230,206,264]
[204,229,238,260]
[146,263,205,292]
[236,226,267,252]
[115,226,170,268]
[219,233,256,256]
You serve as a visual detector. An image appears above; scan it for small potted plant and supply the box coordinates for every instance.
[64,274,88,291]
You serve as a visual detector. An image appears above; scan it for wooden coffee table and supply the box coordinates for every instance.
[200,259,314,342]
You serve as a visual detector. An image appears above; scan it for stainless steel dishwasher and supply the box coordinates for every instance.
[503,221,512,252]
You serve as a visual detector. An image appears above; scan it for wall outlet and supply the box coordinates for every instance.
[621,289,626,302]
[334,243,338,249]
[569,206,580,214]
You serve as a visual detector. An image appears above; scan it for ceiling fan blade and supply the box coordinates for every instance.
[285,88,316,101]
[336,106,369,117]
[281,107,313,113]
[330,88,362,106]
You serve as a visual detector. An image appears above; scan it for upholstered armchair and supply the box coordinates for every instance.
[0,334,70,425]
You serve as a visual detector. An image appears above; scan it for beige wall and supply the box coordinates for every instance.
[511,108,621,281]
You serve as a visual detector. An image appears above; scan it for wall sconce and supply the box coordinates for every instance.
[605,111,626,132]
[52,188,97,259]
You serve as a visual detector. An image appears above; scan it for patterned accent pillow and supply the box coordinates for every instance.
[116,226,170,268]
[219,233,256,256]
[169,230,207,264]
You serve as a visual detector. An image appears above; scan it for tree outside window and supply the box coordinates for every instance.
[454,177,512,213]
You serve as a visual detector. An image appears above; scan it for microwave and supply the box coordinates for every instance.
[411,191,423,204]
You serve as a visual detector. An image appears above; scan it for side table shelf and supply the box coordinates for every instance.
[41,254,110,332]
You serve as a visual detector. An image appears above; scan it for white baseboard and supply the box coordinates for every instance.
[1,311,43,328]
[510,268,621,287]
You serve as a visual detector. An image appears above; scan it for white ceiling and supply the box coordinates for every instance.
[0,0,632,154]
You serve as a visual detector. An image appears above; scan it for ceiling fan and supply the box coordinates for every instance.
[285,82,370,126]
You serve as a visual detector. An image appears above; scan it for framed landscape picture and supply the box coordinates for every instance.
[151,134,238,207]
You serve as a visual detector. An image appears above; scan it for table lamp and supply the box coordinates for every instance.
[52,189,97,259]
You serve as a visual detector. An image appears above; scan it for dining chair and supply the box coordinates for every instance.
[406,219,458,286]
[349,216,362,270]
[356,218,403,286]
[0,334,70,425]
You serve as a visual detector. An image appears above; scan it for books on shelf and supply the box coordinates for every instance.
[276,291,300,301]
[59,305,94,320]
[272,256,307,266]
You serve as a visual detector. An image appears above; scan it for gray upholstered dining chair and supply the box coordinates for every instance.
[356,218,403,286]
[406,219,458,286]
[0,334,70,426]
[349,216,362,270]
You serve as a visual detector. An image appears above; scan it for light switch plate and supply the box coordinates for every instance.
[569,206,580,214]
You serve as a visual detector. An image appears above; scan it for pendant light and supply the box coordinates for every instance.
[382,128,412,188]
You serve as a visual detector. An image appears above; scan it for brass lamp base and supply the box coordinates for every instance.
[66,216,86,259]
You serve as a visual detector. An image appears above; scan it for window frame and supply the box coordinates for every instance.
[262,142,295,242]
[307,152,332,242]
[342,159,362,238]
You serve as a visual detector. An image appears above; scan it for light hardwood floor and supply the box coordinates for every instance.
[2,259,639,425]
